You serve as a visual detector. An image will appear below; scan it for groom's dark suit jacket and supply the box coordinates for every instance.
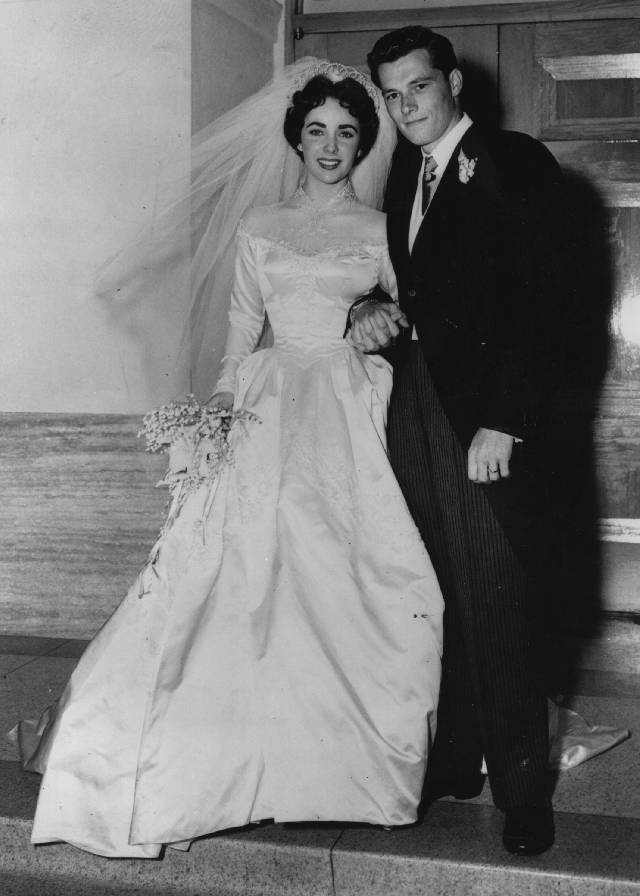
[386,123,569,451]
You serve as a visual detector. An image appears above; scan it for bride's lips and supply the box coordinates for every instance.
[318,159,341,169]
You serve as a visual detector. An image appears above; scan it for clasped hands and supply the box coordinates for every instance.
[347,298,409,354]
[349,300,514,484]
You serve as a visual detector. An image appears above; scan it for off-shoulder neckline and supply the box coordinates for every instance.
[237,221,387,259]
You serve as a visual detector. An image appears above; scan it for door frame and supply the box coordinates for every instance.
[288,0,640,54]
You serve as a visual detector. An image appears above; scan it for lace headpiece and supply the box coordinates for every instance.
[289,61,380,109]
[97,58,396,400]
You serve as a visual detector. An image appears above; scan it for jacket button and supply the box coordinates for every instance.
[407,288,417,297]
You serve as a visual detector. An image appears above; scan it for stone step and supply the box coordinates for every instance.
[1,779,639,896]
[332,804,640,896]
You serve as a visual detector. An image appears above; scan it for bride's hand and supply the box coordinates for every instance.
[207,391,234,410]
[349,302,408,352]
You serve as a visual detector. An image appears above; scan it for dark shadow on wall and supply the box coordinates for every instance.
[462,53,622,692]
[459,59,501,130]
[544,172,615,691]
[459,55,615,674]
[460,51,615,685]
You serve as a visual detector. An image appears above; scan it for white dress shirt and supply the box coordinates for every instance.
[408,112,473,253]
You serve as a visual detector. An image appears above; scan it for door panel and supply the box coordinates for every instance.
[536,20,640,141]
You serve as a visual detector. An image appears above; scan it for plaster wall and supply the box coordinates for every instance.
[0,0,191,413]
[193,0,283,132]
[0,0,283,414]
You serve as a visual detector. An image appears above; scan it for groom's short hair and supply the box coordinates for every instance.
[367,26,458,86]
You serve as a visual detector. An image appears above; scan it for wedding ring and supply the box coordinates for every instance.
[488,467,499,474]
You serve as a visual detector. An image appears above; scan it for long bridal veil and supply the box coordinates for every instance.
[95,57,397,399]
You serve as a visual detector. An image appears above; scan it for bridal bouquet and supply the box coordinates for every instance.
[137,397,260,595]
[139,395,260,505]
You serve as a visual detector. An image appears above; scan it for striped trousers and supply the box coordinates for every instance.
[387,344,550,809]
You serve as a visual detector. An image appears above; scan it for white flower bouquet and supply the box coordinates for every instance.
[137,397,260,596]
[139,395,260,505]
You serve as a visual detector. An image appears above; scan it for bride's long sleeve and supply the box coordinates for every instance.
[212,226,265,395]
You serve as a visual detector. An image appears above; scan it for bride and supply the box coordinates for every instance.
[14,61,444,858]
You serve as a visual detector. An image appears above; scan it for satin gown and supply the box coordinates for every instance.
[22,210,444,857]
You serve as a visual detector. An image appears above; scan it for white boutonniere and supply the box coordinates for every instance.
[458,149,477,184]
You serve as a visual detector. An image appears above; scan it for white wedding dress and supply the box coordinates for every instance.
[19,189,444,857]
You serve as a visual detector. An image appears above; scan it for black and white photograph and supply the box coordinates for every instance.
[1,1,638,893]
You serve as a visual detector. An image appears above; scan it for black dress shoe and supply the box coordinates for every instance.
[502,802,554,856]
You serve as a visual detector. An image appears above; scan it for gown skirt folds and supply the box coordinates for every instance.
[22,225,444,857]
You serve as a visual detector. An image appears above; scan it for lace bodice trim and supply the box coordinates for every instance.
[237,220,387,260]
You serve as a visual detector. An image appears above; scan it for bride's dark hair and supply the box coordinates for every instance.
[284,75,379,163]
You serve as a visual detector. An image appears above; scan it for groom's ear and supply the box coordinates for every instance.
[449,68,463,99]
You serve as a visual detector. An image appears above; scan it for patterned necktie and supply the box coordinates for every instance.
[421,154,438,215]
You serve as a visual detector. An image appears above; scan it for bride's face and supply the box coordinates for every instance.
[298,97,361,187]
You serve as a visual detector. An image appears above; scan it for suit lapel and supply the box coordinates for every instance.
[410,124,498,258]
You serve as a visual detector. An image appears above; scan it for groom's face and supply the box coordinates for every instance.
[377,49,462,151]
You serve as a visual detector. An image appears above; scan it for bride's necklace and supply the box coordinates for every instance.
[293,179,357,211]
[291,180,357,247]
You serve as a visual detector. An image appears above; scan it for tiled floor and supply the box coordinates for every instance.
[1,632,639,895]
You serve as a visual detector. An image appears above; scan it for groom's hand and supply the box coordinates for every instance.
[468,428,514,483]
[349,303,409,353]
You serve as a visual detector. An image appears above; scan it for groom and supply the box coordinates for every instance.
[351,26,571,855]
